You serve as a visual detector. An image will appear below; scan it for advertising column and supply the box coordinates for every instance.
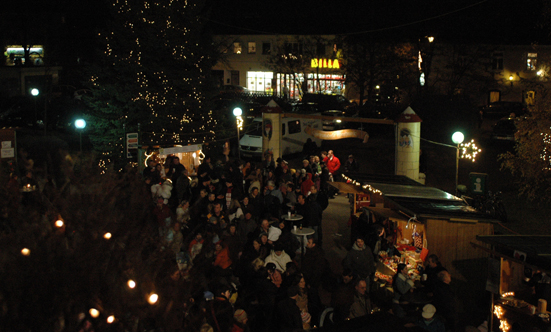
[261,100,286,160]
[395,107,422,183]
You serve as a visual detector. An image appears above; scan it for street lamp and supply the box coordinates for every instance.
[452,131,464,196]
[233,107,243,161]
[75,119,86,152]
[31,88,39,126]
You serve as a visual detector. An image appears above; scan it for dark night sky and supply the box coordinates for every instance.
[208,0,548,44]
[1,0,547,48]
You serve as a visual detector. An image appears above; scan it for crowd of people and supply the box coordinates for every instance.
[142,150,463,332]
[144,151,340,332]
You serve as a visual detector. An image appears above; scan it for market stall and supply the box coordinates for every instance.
[475,235,551,331]
[331,174,499,319]
[141,144,203,175]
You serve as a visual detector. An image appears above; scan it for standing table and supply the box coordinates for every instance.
[291,227,315,260]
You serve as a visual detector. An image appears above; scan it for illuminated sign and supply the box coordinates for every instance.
[305,126,369,143]
[311,58,340,69]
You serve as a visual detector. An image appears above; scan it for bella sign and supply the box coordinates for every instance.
[311,58,340,69]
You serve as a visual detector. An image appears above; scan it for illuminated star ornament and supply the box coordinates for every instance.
[459,139,482,162]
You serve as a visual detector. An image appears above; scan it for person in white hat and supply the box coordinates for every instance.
[409,303,445,332]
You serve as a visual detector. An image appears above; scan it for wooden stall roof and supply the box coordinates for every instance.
[476,235,551,274]
[340,173,499,223]
[366,207,405,221]
[329,182,366,195]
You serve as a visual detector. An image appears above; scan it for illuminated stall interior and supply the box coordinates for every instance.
[143,144,203,176]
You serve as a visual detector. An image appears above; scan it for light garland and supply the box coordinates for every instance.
[541,132,551,170]
[341,174,382,194]
[499,319,511,331]
[494,305,504,319]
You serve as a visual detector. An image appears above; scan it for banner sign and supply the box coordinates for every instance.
[305,126,369,143]
[126,133,138,159]
[159,144,202,156]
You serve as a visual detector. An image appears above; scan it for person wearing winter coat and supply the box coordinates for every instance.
[264,243,293,273]
[213,241,233,271]
[301,237,328,290]
[392,263,415,318]
[300,172,314,197]
[349,279,371,319]
[342,236,376,282]
[344,154,359,173]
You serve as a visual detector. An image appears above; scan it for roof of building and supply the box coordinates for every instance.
[476,235,551,274]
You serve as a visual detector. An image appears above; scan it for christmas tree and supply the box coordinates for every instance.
[83,0,221,167]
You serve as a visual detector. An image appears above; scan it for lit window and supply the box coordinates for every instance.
[248,42,256,54]
[233,42,242,54]
[527,53,537,71]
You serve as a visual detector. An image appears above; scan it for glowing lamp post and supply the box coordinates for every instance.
[75,119,86,152]
[233,107,243,161]
[31,88,39,127]
[452,131,464,196]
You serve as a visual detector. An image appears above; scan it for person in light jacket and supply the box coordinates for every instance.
[392,263,415,318]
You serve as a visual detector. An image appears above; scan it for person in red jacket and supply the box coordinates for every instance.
[213,241,233,271]
[325,150,341,179]
[300,173,314,197]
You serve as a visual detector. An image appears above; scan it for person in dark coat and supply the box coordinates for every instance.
[275,285,305,332]
[301,237,328,290]
[422,254,448,295]
[331,268,356,323]
[207,284,234,332]
[432,270,457,332]
[342,236,376,292]
[344,154,359,173]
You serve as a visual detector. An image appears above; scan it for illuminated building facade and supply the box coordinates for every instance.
[212,34,346,100]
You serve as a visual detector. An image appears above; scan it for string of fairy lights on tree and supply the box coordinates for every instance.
[541,131,551,170]
[89,0,218,164]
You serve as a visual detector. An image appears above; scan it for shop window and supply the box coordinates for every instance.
[527,53,537,71]
[233,42,242,54]
[262,42,271,55]
[492,52,503,70]
[5,45,44,66]
[281,123,286,136]
[288,120,301,134]
[248,42,256,54]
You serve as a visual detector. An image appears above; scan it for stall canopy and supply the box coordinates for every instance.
[476,235,551,275]
[336,173,499,223]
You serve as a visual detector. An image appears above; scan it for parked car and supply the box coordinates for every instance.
[302,93,357,115]
[218,85,248,94]
[480,101,527,119]
[321,110,349,131]
[491,117,516,141]
[289,102,320,114]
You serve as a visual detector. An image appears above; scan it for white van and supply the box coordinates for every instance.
[239,116,323,158]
